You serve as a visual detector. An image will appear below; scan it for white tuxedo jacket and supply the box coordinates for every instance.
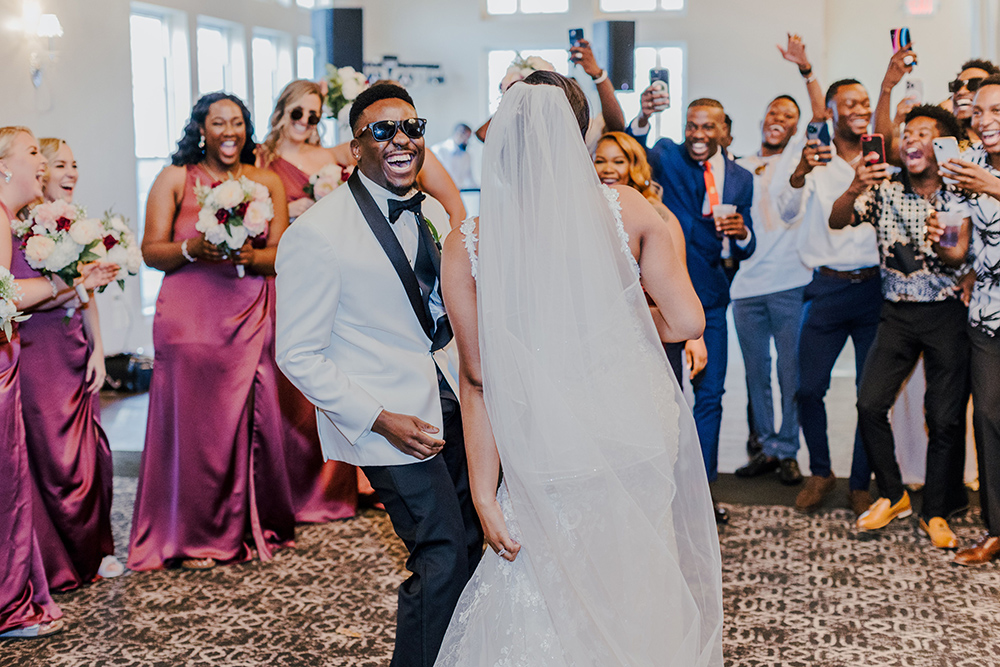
[274,181,457,467]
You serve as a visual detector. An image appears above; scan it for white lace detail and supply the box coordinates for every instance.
[601,185,640,276]
[460,216,479,279]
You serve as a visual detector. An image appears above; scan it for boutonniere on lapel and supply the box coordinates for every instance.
[423,216,442,250]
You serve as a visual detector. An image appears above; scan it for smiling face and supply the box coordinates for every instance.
[972,84,1000,154]
[351,98,425,196]
[201,99,246,167]
[594,139,631,186]
[0,131,47,209]
[281,92,322,144]
[899,116,941,177]
[953,67,990,121]
[43,142,78,203]
[760,98,800,151]
[829,84,871,140]
[684,106,725,162]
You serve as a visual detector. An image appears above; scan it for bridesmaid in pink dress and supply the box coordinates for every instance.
[15,138,124,591]
[257,80,359,523]
[127,93,295,571]
[0,126,67,639]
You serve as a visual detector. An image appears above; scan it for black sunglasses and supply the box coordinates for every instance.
[355,118,427,142]
[948,77,984,94]
[288,107,321,126]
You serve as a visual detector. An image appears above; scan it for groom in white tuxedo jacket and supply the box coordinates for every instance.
[274,84,483,667]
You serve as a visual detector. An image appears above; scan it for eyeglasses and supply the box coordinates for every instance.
[288,107,321,126]
[948,77,985,94]
[355,118,427,142]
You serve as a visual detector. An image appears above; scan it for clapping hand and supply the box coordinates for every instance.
[479,498,520,562]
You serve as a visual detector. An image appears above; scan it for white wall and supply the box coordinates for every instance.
[0,0,989,353]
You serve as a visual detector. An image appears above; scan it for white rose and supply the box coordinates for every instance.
[108,215,129,233]
[253,183,269,202]
[0,298,15,320]
[44,238,83,273]
[339,68,367,101]
[24,236,56,268]
[525,56,555,72]
[221,224,248,251]
[195,208,220,236]
[106,244,129,268]
[69,218,103,246]
[242,201,271,237]
[126,244,143,274]
[211,180,246,210]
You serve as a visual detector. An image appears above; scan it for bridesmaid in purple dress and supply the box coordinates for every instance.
[15,138,123,591]
[128,93,295,571]
[257,79,358,523]
[0,126,66,639]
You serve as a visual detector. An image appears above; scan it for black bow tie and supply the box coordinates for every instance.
[387,193,426,224]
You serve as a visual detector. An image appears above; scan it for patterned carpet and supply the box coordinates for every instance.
[2,478,999,667]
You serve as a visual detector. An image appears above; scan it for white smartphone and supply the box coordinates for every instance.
[933,136,961,185]
[905,79,924,104]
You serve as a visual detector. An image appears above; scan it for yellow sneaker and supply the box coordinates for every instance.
[857,492,912,531]
[920,517,958,549]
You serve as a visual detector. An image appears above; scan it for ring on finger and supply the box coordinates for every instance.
[497,547,507,557]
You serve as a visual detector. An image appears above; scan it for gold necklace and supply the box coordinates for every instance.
[202,161,242,183]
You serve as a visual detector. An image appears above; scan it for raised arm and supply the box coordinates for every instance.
[571,39,625,132]
[778,33,825,122]
[829,160,890,229]
[416,151,467,229]
[874,47,916,167]
[441,219,519,562]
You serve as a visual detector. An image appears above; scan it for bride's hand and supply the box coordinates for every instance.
[478,499,520,562]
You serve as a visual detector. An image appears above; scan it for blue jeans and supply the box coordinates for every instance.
[732,286,805,461]
[691,305,728,482]
[797,272,881,490]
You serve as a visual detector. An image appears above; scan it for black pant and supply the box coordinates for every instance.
[857,300,970,519]
[362,396,483,667]
[970,326,1000,536]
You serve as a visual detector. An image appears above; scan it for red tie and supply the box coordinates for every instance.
[704,161,720,212]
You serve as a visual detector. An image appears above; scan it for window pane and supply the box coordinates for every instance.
[230,37,248,101]
[487,49,516,114]
[656,46,684,143]
[297,42,315,80]
[136,157,167,315]
[601,0,657,10]
[130,15,170,159]
[198,27,228,95]
[252,36,277,142]
[521,0,569,12]
[487,0,517,14]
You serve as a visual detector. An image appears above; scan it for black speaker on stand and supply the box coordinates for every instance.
[312,8,363,71]
[591,20,635,91]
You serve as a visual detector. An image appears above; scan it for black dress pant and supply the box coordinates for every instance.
[362,395,483,667]
[857,300,970,519]
[970,326,1000,536]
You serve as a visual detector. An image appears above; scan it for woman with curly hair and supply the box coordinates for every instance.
[128,92,295,571]
[594,131,707,382]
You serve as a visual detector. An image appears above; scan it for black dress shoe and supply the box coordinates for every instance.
[746,432,763,457]
[735,452,779,478]
[779,458,803,486]
[714,503,729,525]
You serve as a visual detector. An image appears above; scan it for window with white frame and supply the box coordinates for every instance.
[487,0,568,15]
[197,20,248,101]
[297,38,316,80]
[129,6,191,315]
[487,49,570,114]
[615,46,685,144]
[599,0,684,10]
[251,31,293,141]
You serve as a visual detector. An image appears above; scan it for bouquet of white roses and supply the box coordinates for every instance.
[194,176,274,278]
[94,211,143,292]
[303,163,354,201]
[500,55,556,93]
[0,266,29,340]
[12,199,104,303]
[322,65,369,120]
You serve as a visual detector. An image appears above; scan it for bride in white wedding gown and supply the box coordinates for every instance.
[437,73,723,666]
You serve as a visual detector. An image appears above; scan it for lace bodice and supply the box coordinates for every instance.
[459,185,638,280]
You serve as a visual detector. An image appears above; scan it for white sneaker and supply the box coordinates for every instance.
[97,555,125,578]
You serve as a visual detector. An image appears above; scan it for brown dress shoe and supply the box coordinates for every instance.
[849,489,874,517]
[795,474,836,512]
[954,534,1000,566]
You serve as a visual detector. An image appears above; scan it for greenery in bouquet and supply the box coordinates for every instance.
[323,65,370,120]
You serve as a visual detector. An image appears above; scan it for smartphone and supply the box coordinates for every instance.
[905,79,924,103]
[890,27,917,65]
[649,67,670,107]
[861,133,886,165]
[569,28,584,48]
[933,136,961,185]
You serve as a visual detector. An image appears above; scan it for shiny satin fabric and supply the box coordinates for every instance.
[0,327,62,633]
[11,243,114,591]
[268,157,357,523]
[127,165,296,570]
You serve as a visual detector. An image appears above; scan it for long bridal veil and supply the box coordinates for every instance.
[437,83,723,666]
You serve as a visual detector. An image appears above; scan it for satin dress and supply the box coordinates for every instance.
[127,164,296,570]
[267,157,358,523]
[11,242,114,591]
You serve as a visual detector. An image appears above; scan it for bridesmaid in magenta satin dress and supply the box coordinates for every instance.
[0,126,65,639]
[128,93,295,571]
[15,138,123,591]
[257,80,359,523]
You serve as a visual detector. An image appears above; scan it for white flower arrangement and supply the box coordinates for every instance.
[0,266,29,340]
[15,199,102,303]
[323,65,370,120]
[93,211,143,291]
[500,55,556,93]
[303,163,354,201]
[194,175,274,278]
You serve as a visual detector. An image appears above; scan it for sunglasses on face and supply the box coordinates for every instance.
[355,118,427,142]
[949,77,984,94]
[288,107,321,126]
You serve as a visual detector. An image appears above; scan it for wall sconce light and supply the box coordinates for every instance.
[30,13,63,88]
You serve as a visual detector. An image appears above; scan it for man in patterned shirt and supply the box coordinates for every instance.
[829,106,972,549]
[940,75,1000,565]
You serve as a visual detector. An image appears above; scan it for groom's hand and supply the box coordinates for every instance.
[372,410,446,460]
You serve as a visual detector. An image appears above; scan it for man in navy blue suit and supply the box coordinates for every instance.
[630,92,755,522]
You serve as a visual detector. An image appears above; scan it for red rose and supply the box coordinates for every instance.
[102,235,118,250]
[215,208,229,223]
[235,202,248,218]
[56,216,72,231]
